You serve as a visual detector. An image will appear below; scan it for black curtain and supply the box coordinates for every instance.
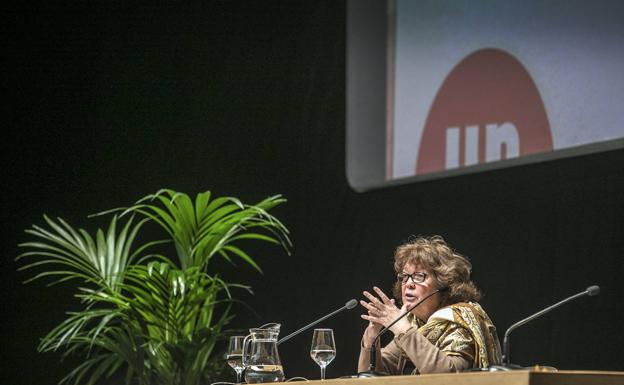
[3,2,623,384]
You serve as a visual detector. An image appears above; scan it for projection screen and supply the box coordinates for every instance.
[346,0,624,192]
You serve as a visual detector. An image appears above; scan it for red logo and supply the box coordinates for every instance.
[416,48,553,175]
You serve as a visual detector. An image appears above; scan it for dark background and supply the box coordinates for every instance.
[3,2,623,384]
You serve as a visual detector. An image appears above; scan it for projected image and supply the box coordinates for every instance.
[407,48,553,176]
[346,0,624,191]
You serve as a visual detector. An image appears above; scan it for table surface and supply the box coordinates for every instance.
[296,370,624,385]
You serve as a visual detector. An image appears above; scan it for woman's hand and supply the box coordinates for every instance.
[361,319,383,349]
[360,286,411,339]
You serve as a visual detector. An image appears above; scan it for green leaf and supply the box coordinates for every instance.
[221,245,263,273]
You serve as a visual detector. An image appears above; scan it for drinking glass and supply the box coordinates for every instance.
[226,335,245,383]
[310,328,336,380]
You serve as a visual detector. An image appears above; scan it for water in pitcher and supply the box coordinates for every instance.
[245,364,285,383]
[243,325,284,383]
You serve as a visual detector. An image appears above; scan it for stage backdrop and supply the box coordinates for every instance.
[3,2,623,385]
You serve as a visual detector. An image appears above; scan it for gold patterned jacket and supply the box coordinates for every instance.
[358,302,502,374]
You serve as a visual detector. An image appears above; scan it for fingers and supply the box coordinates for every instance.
[360,292,384,316]
[362,312,385,325]
[362,288,393,308]
[361,313,380,324]
[360,301,385,318]
[362,290,383,306]
[359,298,377,312]
[362,318,383,343]
[360,287,400,328]
[373,286,392,304]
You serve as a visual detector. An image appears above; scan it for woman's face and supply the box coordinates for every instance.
[400,262,442,321]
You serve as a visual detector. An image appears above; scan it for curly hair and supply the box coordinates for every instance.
[392,235,481,307]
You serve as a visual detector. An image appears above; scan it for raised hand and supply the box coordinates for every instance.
[360,286,411,338]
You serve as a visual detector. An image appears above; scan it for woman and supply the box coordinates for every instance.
[358,236,502,374]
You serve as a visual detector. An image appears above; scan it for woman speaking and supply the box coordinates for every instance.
[358,236,502,374]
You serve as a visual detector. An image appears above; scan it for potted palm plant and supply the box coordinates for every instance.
[17,189,291,385]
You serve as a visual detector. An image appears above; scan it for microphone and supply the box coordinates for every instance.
[358,286,448,377]
[277,298,358,345]
[502,285,600,366]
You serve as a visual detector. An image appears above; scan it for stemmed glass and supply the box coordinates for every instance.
[310,328,336,380]
[226,336,245,384]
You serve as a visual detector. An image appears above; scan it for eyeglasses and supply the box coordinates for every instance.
[397,272,427,284]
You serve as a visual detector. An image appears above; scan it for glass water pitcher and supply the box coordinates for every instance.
[243,324,285,383]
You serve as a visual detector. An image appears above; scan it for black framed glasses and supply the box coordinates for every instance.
[397,272,427,284]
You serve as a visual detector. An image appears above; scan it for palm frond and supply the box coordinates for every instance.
[17,215,149,292]
[114,190,291,271]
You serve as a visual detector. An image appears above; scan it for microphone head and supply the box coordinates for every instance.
[438,286,449,292]
[345,299,358,309]
[586,285,600,296]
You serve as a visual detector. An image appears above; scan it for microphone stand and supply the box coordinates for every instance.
[277,299,358,345]
[501,285,600,368]
[357,287,447,377]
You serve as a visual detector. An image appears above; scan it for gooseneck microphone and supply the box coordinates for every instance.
[277,299,358,345]
[358,286,448,377]
[502,285,600,366]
